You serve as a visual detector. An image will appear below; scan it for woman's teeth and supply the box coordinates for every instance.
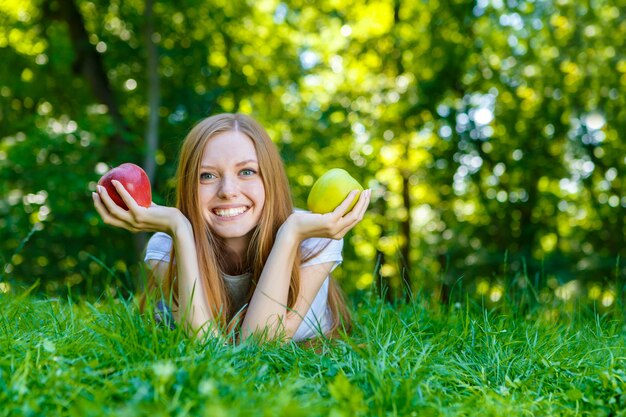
[213,207,248,217]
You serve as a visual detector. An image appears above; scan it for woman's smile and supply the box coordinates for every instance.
[212,205,250,218]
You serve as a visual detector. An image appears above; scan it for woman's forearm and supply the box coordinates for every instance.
[241,223,299,340]
[170,216,214,336]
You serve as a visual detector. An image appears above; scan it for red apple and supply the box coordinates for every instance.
[97,163,152,210]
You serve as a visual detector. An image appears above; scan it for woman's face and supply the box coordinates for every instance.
[198,131,265,254]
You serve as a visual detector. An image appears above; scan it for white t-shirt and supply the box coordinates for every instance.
[144,232,343,341]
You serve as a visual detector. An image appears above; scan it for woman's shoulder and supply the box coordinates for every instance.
[300,235,343,267]
[300,236,343,252]
[148,232,172,247]
[145,232,173,263]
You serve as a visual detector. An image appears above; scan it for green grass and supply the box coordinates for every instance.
[2,288,626,416]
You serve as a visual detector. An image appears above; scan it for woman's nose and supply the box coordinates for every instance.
[217,176,239,199]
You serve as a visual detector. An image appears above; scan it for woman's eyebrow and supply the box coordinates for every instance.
[200,159,258,169]
[235,159,258,166]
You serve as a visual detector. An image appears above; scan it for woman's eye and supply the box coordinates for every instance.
[200,172,216,180]
[240,169,257,176]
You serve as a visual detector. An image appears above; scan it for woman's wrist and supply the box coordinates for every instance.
[278,215,302,245]
[169,209,193,238]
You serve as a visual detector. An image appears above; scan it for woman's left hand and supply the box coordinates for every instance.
[282,189,371,242]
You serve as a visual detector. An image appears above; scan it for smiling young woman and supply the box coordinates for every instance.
[92,113,370,342]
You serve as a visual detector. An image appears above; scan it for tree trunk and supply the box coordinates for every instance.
[133,0,162,290]
[143,0,160,184]
[400,171,412,302]
[54,0,128,149]
[52,0,154,290]
[374,195,394,303]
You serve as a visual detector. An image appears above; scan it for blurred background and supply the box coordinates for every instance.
[1,0,625,307]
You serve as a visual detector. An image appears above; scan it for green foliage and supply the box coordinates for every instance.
[0,0,625,298]
[3,291,626,415]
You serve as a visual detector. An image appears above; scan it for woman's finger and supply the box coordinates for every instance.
[332,190,361,217]
[97,183,144,226]
[354,189,371,219]
[93,192,134,230]
[341,189,370,222]
[334,189,370,236]
[92,191,110,219]
[112,180,144,212]
[96,184,125,215]
[94,186,144,228]
[335,215,362,238]
[326,189,369,232]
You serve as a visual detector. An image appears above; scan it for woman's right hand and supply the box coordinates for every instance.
[92,180,189,235]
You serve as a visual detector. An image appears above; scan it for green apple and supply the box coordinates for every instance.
[307,168,364,214]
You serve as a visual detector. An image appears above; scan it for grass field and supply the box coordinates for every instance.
[2,287,626,416]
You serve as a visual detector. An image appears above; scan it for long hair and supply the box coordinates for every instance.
[150,113,350,336]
